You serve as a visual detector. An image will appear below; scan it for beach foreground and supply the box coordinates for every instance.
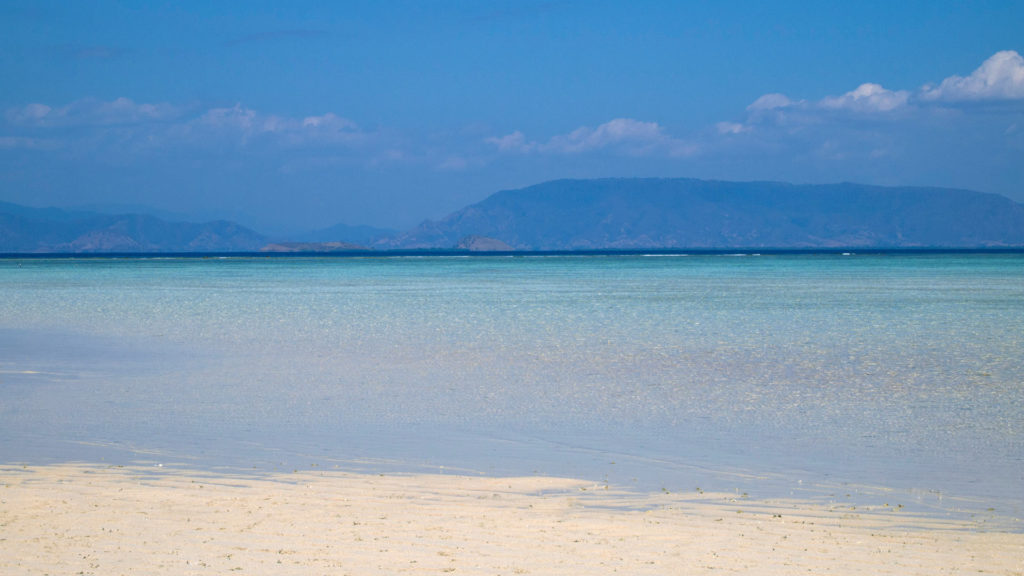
[1,464,1021,575]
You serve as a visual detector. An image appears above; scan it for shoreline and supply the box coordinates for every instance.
[2,463,1021,575]
[5,247,1024,259]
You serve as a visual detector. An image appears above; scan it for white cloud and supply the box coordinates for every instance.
[820,83,910,112]
[485,130,532,152]
[6,97,178,127]
[738,50,1024,121]
[747,93,795,111]
[729,50,1023,135]
[920,50,1024,102]
[700,51,1024,196]
[301,113,357,131]
[6,98,366,146]
[546,118,666,153]
[488,118,695,157]
[6,103,52,124]
[197,104,258,131]
[743,83,909,120]
[192,105,365,147]
[716,121,749,135]
[3,97,380,162]
[735,82,908,133]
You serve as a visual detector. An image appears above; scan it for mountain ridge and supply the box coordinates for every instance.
[382,178,1024,250]
[4,178,1024,252]
[0,206,267,253]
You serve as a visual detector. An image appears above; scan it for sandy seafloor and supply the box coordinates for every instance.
[2,254,1024,572]
[2,463,1022,575]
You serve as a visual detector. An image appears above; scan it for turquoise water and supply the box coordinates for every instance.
[1,254,1022,522]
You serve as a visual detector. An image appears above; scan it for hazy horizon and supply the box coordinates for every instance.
[2,2,1023,232]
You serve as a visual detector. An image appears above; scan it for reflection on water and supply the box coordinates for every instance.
[1,254,1022,522]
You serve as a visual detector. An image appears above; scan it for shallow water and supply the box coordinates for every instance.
[1,254,1022,522]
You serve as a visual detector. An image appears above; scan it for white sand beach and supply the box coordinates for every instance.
[2,464,1021,575]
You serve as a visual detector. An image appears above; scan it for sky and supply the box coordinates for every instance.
[1,1,1023,234]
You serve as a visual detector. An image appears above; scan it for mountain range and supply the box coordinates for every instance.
[383,179,1024,250]
[3,178,1024,253]
[0,201,266,253]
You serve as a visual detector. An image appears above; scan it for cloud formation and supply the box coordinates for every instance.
[721,50,1024,141]
[715,122,748,135]
[547,118,667,154]
[187,105,365,147]
[746,93,796,112]
[921,50,1024,102]
[4,98,372,154]
[487,118,696,157]
[820,83,910,113]
[3,50,1021,208]
[6,98,179,127]
[485,130,530,152]
[731,50,1024,127]
[697,49,1024,197]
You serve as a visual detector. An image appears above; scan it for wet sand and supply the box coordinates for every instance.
[1,464,1021,575]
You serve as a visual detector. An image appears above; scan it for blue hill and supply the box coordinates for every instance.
[0,202,266,253]
[386,179,1024,249]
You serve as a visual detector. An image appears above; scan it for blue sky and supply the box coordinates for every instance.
[2,1,1023,233]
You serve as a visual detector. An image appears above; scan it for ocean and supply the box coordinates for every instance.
[1,253,1022,524]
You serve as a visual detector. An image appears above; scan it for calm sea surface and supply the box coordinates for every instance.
[2,254,1022,522]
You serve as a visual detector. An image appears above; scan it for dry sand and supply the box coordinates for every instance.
[1,463,1021,575]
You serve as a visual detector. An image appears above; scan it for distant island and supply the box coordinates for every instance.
[3,178,1024,253]
[0,201,267,253]
[260,242,371,253]
[382,179,1024,250]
